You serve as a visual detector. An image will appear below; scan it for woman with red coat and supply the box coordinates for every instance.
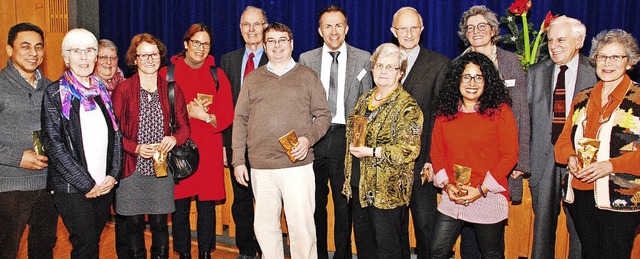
[158,23,234,259]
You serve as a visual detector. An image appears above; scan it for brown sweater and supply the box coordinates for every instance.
[232,63,331,169]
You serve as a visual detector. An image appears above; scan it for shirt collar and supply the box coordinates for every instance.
[322,42,347,55]
[557,54,580,72]
[405,45,420,59]
[267,58,296,76]
[245,45,265,56]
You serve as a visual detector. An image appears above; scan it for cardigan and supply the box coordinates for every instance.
[111,72,190,178]
[342,85,423,209]
[0,60,52,192]
[555,74,640,190]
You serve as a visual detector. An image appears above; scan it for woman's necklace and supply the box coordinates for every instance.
[368,87,393,110]
[141,85,156,102]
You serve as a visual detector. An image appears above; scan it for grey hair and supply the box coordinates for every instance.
[548,16,586,39]
[392,7,423,28]
[589,29,640,68]
[241,6,268,24]
[98,39,118,53]
[61,28,98,64]
[458,5,500,45]
[370,43,408,78]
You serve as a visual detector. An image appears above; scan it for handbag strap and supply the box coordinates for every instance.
[164,62,220,134]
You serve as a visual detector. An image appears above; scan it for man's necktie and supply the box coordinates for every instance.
[328,51,340,118]
[243,52,255,79]
[552,65,569,144]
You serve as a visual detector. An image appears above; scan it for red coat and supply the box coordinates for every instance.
[159,55,234,201]
[111,73,191,178]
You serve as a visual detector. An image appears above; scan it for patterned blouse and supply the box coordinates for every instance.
[135,88,164,176]
[343,85,423,210]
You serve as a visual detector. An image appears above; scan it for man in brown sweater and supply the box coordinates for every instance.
[231,22,331,259]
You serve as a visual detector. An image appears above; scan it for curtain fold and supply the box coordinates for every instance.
[100,0,640,77]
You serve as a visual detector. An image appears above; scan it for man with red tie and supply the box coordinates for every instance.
[220,6,269,259]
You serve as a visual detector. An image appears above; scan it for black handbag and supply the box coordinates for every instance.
[166,64,200,182]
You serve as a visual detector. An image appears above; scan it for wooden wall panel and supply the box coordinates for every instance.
[0,0,66,80]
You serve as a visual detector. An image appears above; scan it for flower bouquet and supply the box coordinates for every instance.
[501,0,558,69]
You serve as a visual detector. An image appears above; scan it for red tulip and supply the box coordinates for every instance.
[542,11,559,31]
[509,0,532,15]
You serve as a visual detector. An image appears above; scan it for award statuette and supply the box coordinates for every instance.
[150,144,169,178]
[577,138,600,169]
[32,130,45,156]
[197,93,214,105]
[351,115,367,147]
[453,164,472,197]
[278,130,299,163]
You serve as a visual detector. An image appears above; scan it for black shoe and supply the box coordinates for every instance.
[178,252,192,259]
[151,246,170,259]
[198,251,211,259]
[128,248,147,259]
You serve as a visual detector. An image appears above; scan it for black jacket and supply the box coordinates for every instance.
[41,81,122,194]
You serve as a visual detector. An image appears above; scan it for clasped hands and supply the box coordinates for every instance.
[85,175,116,199]
[567,155,613,183]
[444,181,483,206]
[188,98,216,125]
[135,136,177,159]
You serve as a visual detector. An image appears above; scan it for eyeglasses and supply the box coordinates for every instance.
[393,26,422,34]
[373,63,400,71]
[189,40,211,49]
[67,48,97,56]
[465,22,490,33]
[595,54,627,63]
[461,74,484,84]
[241,22,265,29]
[265,38,291,46]
[98,55,118,63]
[136,52,160,61]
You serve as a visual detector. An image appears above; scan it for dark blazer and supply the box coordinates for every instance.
[41,80,122,194]
[111,73,191,178]
[220,47,269,162]
[404,47,451,174]
[298,44,373,120]
[527,54,598,187]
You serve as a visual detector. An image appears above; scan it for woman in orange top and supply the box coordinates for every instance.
[554,29,640,259]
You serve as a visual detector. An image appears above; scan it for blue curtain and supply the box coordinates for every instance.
[100,0,640,76]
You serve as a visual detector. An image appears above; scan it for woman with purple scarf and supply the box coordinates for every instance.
[41,28,122,259]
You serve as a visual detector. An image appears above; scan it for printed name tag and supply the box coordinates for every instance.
[505,79,516,87]
[357,69,367,81]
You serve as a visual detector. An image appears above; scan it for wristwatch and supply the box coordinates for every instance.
[205,114,212,124]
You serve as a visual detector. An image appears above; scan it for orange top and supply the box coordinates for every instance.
[554,74,640,190]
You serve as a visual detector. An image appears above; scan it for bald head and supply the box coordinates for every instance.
[391,7,424,50]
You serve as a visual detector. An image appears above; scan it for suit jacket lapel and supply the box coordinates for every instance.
[575,55,594,95]
[344,45,359,104]
[402,47,424,93]
[543,62,555,115]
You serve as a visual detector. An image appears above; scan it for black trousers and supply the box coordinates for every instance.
[431,212,506,259]
[352,185,408,259]
[172,196,215,254]
[407,167,438,259]
[313,124,352,259]
[229,162,260,257]
[0,190,58,259]
[53,192,113,259]
[565,189,640,259]
[124,214,169,255]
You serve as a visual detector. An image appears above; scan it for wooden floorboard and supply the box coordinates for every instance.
[17,218,241,259]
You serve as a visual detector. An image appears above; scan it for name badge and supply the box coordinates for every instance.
[357,69,367,82]
[505,79,516,87]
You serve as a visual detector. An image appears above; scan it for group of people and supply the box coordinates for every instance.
[2,4,640,259]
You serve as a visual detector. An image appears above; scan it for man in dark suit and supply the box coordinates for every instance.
[526,16,597,259]
[298,5,372,259]
[220,6,269,259]
[390,7,450,259]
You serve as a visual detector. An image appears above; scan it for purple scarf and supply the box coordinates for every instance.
[59,70,119,131]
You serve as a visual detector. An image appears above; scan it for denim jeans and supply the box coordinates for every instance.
[431,212,505,259]
[0,190,58,259]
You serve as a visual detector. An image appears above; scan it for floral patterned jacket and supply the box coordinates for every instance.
[343,85,423,209]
